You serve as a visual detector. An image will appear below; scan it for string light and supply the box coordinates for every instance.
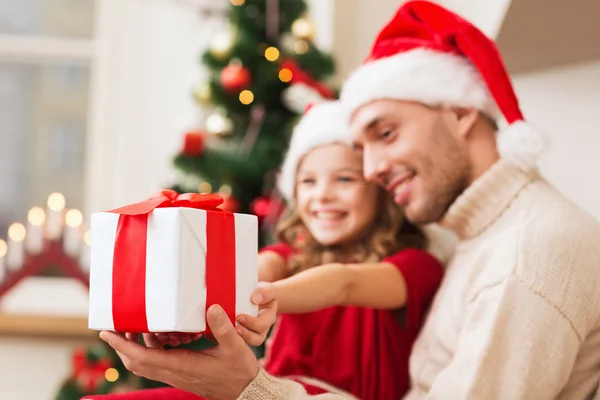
[8,223,26,242]
[279,68,293,83]
[239,89,254,105]
[65,209,83,228]
[264,46,280,61]
[294,40,309,54]
[291,17,315,40]
[105,368,119,382]
[28,207,46,226]
[0,240,7,258]
[219,184,233,197]
[198,182,213,194]
[47,193,66,212]
[231,0,245,5]
[206,113,232,135]
[84,230,92,246]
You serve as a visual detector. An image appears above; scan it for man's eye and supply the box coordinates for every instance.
[380,129,393,139]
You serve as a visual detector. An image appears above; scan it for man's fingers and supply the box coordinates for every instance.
[206,305,244,351]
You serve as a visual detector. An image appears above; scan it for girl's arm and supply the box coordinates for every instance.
[258,250,290,282]
[274,262,408,313]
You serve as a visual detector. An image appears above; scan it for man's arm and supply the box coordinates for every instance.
[426,276,581,399]
[274,262,407,313]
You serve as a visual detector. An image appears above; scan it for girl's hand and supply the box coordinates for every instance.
[138,332,203,348]
[235,283,278,347]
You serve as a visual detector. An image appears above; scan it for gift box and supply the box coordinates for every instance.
[88,190,258,333]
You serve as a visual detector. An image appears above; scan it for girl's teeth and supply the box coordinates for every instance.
[316,212,343,220]
[395,181,409,195]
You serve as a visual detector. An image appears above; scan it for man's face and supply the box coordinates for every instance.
[349,99,473,224]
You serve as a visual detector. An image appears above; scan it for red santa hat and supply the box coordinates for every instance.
[277,100,352,203]
[340,0,546,171]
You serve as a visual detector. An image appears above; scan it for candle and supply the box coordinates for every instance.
[80,229,91,272]
[45,192,65,240]
[7,223,26,271]
[63,209,83,256]
[26,207,45,254]
[0,239,7,282]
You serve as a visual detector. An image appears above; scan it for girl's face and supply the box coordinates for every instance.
[295,143,379,247]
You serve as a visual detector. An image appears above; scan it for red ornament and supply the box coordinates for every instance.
[251,196,284,222]
[182,131,205,157]
[219,195,240,213]
[220,63,251,93]
[250,196,271,219]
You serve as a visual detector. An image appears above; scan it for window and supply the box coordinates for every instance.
[0,0,95,234]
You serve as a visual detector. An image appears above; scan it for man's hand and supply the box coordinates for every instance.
[101,304,259,400]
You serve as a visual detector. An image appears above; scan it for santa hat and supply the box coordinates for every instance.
[340,0,547,171]
[277,100,352,204]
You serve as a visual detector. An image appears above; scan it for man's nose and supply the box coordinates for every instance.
[363,149,388,183]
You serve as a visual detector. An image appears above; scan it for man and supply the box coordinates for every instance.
[99,1,600,399]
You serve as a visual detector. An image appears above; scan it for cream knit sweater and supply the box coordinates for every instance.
[239,160,600,400]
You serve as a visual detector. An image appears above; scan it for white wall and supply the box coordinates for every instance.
[85,0,226,215]
[513,60,600,221]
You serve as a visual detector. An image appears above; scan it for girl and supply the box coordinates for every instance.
[248,100,445,400]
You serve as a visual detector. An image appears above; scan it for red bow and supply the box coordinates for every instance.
[71,348,112,393]
[109,189,224,215]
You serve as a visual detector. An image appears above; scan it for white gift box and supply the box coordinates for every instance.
[88,207,258,333]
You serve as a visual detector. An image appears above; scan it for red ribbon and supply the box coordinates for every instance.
[108,190,236,333]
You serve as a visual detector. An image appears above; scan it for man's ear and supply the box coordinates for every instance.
[455,108,479,138]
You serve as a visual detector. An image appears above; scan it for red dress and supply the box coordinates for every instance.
[261,242,443,400]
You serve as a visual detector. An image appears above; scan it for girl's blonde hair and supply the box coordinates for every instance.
[275,186,427,274]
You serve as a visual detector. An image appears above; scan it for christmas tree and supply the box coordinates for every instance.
[54,0,335,398]
[173,0,336,246]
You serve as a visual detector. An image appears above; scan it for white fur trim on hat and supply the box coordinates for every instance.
[340,48,501,121]
[277,101,352,204]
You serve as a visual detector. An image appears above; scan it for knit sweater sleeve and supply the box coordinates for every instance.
[425,276,581,400]
[238,369,350,400]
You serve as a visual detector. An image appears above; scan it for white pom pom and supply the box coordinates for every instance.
[282,83,325,113]
[496,120,549,172]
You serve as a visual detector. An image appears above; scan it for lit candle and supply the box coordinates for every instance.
[7,223,26,271]
[26,207,46,254]
[46,192,65,240]
[63,209,83,256]
[79,229,91,272]
[0,239,7,282]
